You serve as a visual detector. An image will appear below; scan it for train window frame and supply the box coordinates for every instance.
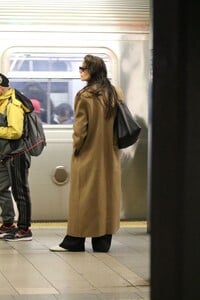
[2,47,118,125]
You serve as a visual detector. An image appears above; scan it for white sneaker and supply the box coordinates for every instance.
[49,245,68,252]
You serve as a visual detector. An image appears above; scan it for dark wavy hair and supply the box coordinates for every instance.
[83,54,118,118]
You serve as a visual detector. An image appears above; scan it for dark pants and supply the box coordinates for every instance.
[0,161,15,225]
[92,234,112,252]
[60,235,85,251]
[60,234,112,252]
[6,153,31,230]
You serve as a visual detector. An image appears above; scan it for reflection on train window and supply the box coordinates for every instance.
[7,52,111,124]
[9,78,82,124]
[10,54,73,72]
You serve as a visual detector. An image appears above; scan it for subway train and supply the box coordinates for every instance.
[0,0,150,221]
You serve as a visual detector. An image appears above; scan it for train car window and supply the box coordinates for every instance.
[6,52,112,124]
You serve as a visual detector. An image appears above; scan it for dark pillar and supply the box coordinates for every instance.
[151,1,200,299]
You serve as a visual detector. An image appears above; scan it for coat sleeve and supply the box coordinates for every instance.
[73,94,89,155]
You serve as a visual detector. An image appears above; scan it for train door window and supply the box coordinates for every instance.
[5,51,112,124]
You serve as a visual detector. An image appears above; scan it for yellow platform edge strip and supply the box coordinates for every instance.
[31,221,147,229]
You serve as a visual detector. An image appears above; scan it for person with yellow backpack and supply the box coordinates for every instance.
[0,73,34,241]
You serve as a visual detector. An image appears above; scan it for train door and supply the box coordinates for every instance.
[4,48,115,220]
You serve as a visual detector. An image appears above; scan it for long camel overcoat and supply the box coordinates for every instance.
[67,86,122,237]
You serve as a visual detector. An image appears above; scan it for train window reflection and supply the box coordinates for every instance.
[7,51,111,124]
[10,78,83,124]
[9,54,73,72]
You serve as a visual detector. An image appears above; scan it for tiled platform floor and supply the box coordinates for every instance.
[0,223,150,300]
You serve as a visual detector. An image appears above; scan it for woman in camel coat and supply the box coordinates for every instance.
[50,54,123,252]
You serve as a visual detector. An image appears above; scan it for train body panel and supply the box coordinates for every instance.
[0,0,150,221]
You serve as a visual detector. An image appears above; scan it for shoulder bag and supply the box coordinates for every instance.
[115,100,141,149]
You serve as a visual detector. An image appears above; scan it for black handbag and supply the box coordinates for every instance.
[115,100,141,149]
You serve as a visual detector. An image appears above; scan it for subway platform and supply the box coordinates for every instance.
[0,222,150,300]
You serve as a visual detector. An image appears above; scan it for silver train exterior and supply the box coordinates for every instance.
[0,0,150,221]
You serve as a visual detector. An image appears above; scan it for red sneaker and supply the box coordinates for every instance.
[0,224,16,239]
[5,228,32,241]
